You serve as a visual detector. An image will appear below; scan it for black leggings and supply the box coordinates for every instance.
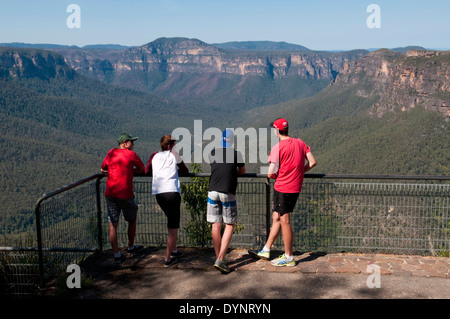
[156,192,181,229]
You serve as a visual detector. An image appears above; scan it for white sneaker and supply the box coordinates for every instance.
[270,254,295,267]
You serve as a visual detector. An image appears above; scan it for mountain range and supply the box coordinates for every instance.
[0,37,448,238]
[3,39,428,110]
[39,38,368,110]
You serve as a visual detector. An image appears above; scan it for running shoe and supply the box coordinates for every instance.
[114,253,126,264]
[127,244,144,254]
[171,250,184,258]
[213,259,231,273]
[164,256,177,268]
[270,254,295,267]
[248,249,270,260]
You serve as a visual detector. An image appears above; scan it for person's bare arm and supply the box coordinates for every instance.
[267,162,278,179]
[305,152,317,173]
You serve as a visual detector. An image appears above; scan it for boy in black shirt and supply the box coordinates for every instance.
[207,129,245,273]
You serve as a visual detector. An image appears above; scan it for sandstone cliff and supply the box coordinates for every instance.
[47,38,367,108]
[57,37,366,80]
[0,48,75,80]
[335,49,450,118]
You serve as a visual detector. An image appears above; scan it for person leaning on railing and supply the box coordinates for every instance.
[207,129,246,274]
[249,118,317,266]
[145,134,189,267]
[101,132,145,264]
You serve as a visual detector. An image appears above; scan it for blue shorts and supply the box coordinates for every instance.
[106,197,138,224]
[207,191,238,224]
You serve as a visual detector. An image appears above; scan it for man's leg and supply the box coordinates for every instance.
[280,212,293,256]
[106,197,121,255]
[264,211,282,250]
[212,222,234,273]
[270,211,296,266]
[109,222,119,254]
[215,192,237,261]
[264,189,283,250]
[127,219,136,249]
[248,211,281,259]
[121,198,139,251]
[217,223,235,261]
[211,222,222,259]
[208,191,223,259]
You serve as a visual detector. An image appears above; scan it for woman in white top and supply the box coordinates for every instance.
[145,135,188,267]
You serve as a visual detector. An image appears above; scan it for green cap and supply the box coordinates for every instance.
[117,133,138,144]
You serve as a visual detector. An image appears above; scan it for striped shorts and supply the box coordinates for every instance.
[207,191,238,224]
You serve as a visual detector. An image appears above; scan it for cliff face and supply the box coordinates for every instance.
[47,38,368,108]
[5,40,448,119]
[335,49,450,118]
[120,38,350,79]
[60,38,364,80]
[0,40,365,110]
[46,38,367,107]
[0,48,75,80]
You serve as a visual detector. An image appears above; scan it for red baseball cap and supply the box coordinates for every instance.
[270,118,288,131]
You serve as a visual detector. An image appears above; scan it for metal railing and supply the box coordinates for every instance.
[1,173,449,298]
[35,173,450,276]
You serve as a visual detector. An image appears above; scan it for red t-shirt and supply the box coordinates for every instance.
[101,148,145,199]
[268,138,311,193]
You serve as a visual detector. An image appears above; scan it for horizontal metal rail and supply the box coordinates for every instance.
[139,172,450,180]
[0,247,40,252]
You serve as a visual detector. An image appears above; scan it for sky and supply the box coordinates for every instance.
[1,0,449,51]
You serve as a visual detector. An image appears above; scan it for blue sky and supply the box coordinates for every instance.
[1,0,449,50]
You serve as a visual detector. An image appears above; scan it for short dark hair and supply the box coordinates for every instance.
[160,135,175,151]
[278,129,289,136]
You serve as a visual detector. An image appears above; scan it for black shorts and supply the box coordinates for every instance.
[106,197,138,224]
[272,189,299,215]
[156,192,181,229]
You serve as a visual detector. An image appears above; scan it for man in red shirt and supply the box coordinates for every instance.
[101,133,145,264]
[249,118,317,266]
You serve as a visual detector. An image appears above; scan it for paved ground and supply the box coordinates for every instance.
[66,247,449,300]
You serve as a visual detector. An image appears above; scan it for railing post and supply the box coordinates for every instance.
[34,198,45,287]
[96,176,104,251]
[265,177,271,239]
